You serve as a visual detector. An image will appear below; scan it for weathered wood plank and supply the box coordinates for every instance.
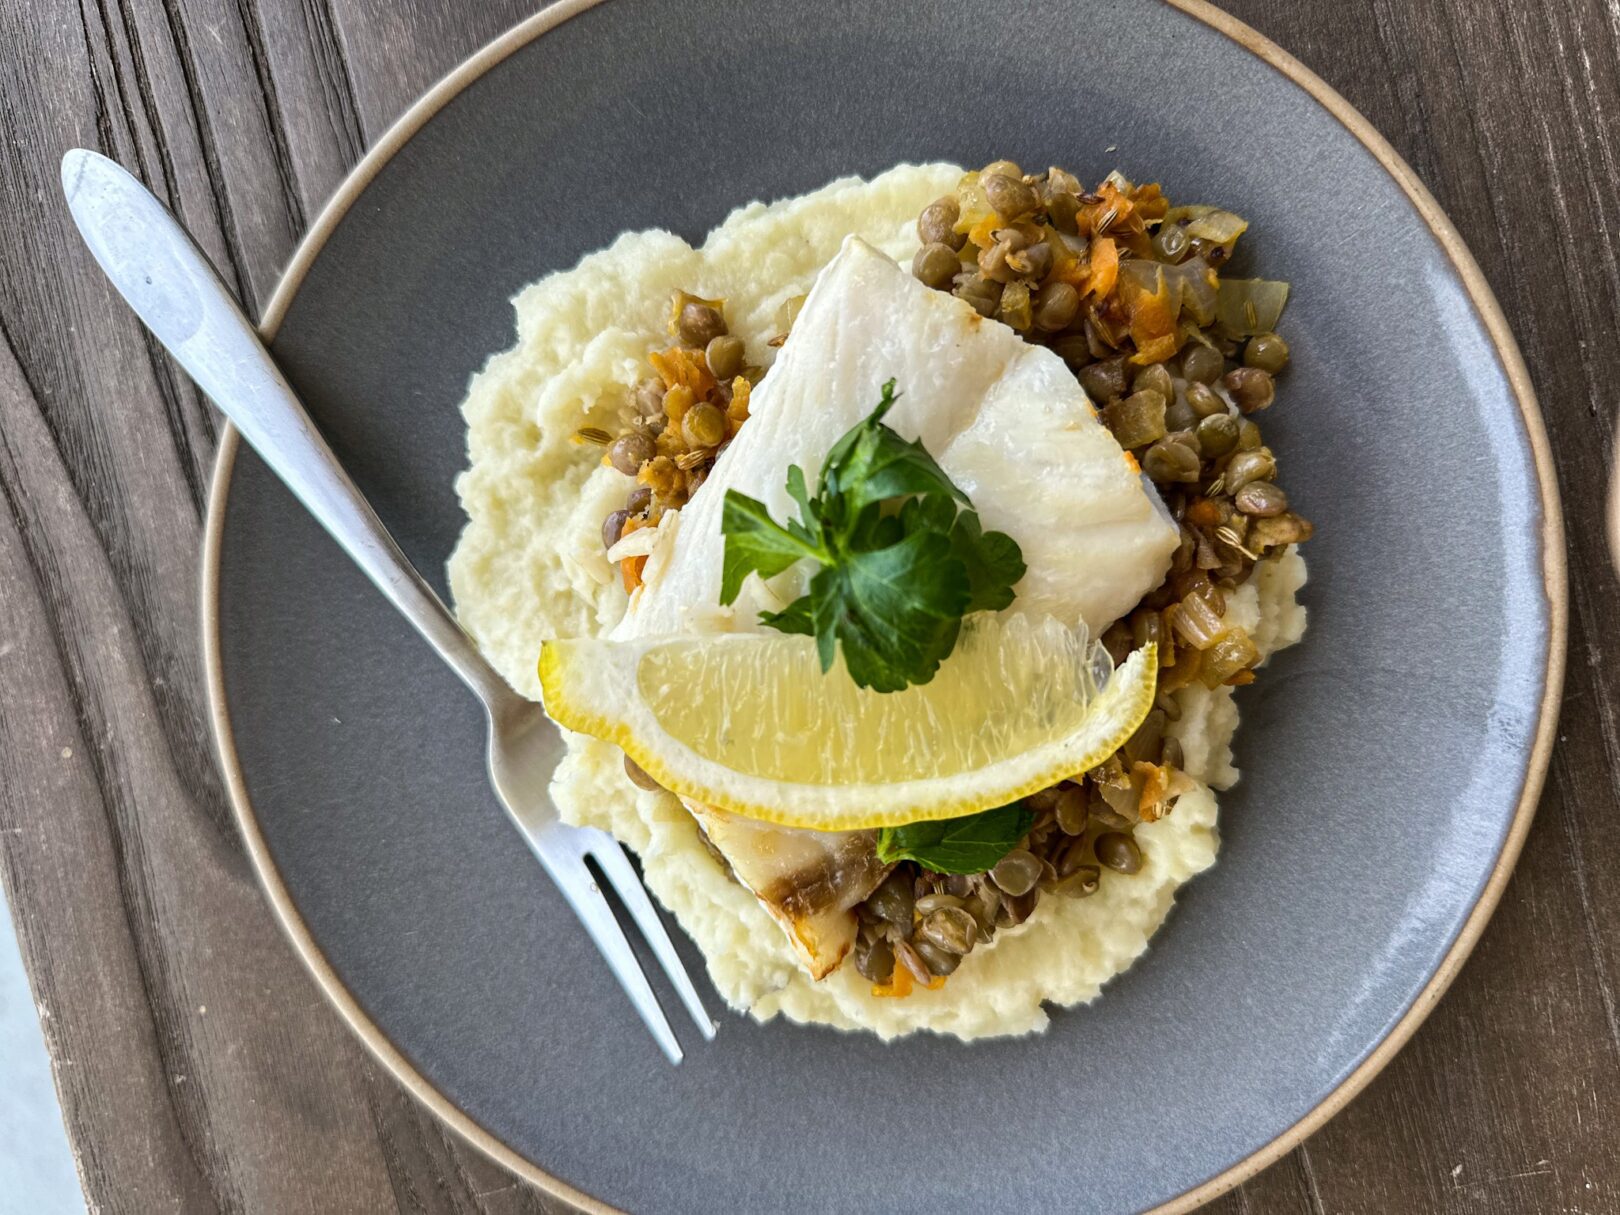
[322,0,534,139]
[2,0,1616,1211]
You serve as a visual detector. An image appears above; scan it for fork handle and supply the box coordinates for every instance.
[62,149,514,713]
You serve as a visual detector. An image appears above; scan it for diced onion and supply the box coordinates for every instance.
[1168,593,1227,650]
[1184,209,1248,246]
[605,526,661,564]
[1216,278,1290,337]
[1199,628,1261,688]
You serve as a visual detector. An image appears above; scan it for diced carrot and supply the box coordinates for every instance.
[1053,259,1091,288]
[1129,181,1170,222]
[1084,236,1118,298]
[872,964,914,998]
[726,375,752,425]
[1132,333,1182,365]
[871,961,948,996]
[1133,761,1170,815]
[648,347,716,399]
[620,554,647,593]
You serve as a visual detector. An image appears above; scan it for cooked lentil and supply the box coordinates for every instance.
[920,907,978,955]
[990,848,1042,897]
[1243,331,1290,373]
[1095,832,1143,874]
[912,242,961,290]
[608,432,654,476]
[677,301,726,347]
[705,333,745,380]
[1224,366,1275,413]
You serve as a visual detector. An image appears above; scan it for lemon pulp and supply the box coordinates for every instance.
[637,616,1112,784]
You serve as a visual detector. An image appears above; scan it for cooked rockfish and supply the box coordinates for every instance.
[614,236,1180,977]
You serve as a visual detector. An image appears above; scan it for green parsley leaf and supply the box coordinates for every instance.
[817,381,965,525]
[950,509,1028,612]
[719,381,1026,691]
[758,596,814,636]
[876,802,1036,874]
[719,491,824,605]
[785,464,816,523]
[817,530,968,691]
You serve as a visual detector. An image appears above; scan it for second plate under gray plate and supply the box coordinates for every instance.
[206,1,1562,1211]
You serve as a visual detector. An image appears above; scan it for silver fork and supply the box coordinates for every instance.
[62,148,716,1063]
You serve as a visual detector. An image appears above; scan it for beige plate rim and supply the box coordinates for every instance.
[200,1,1569,1210]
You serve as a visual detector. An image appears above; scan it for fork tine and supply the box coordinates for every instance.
[539,847,684,1064]
[587,836,718,1042]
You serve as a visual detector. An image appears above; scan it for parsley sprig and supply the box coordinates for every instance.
[719,380,1025,692]
[875,802,1035,874]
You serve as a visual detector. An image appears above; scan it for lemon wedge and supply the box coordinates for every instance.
[539,615,1156,831]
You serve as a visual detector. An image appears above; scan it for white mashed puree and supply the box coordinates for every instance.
[448,164,1308,1040]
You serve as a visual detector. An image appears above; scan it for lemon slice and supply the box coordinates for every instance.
[539,615,1156,831]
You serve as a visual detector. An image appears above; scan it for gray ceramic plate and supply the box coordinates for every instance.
[203,2,1565,1211]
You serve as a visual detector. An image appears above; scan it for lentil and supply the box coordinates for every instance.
[1079,357,1129,403]
[1152,223,1189,261]
[914,892,967,916]
[1224,366,1276,413]
[608,432,654,475]
[705,333,744,380]
[1055,784,1089,835]
[866,870,915,929]
[920,907,979,955]
[1197,411,1240,456]
[1234,480,1289,517]
[1243,331,1290,373]
[681,401,727,448]
[918,196,964,249]
[854,936,895,983]
[1133,363,1174,403]
[1223,449,1277,492]
[983,172,1038,219]
[913,940,961,977]
[1182,344,1225,384]
[677,301,726,347]
[1034,281,1081,331]
[990,848,1042,897]
[1095,832,1143,874]
[1185,381,1227,419]
[913,241,961,290]
[955,273,1003,317]
[1142,437,1202,483]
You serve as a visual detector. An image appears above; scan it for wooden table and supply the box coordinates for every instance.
[1,1,1613,1210]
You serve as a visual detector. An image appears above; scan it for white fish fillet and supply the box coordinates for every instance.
[615,237,1180,977]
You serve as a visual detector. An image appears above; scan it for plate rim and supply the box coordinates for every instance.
[199,1,1568,1210]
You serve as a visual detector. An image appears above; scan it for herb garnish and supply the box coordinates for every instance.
[719,380,1025,692]
[875,802,1035,874]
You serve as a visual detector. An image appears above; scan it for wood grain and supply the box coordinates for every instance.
[0,0,1610,1211]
